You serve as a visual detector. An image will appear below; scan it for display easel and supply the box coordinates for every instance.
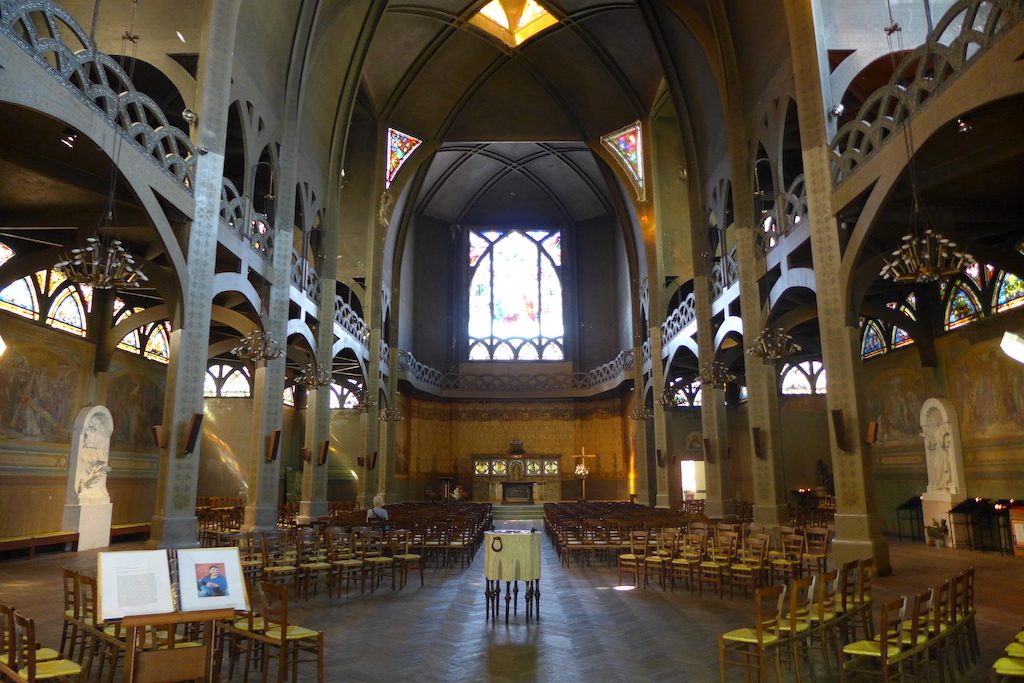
[120,608,235,683]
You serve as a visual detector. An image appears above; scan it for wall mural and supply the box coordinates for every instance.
[865,367,931,448]
[947,338,1024,439]
[107,372,163,451]
[0,341,80,443]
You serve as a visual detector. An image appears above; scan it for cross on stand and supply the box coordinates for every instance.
[574,447,597,501]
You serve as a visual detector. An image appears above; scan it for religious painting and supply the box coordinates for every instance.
[946,338,1024,439]
[107,372,163,451]
[864,368,930,448]
[685,431,703,451]
[0,337,81,443]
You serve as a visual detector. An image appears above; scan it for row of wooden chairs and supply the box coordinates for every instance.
[991,628,1024,681]
[840,567,980,682]
[719,558,875,682]
[0,601,81,682]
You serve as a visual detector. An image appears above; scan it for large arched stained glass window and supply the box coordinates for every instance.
[780,360,826,395]
[945,283,981,330]
[0,242,39,320]
[45,286,88,337]
[467,229,563,360]
[329,381,363,409]
[995,272,1024,312]
[204,364,251,398]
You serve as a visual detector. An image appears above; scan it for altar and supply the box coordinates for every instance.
[472,455,561,503]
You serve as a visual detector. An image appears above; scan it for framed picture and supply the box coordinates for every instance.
[98,549,175,621]
[176,547,250,613]
[685,431,703,451]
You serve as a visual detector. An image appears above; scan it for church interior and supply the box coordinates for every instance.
[2,0,1024,680]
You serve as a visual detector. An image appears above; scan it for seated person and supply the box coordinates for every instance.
[366,494,389,523]
[197,565,228,597]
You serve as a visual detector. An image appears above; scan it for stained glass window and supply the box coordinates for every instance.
[45,287,87,337]
[385,128,423,189]
[0,241,12,267]
[600,121,645,200]
[945,283,981,330]
[965,262,984,290]
[205,364,252,398]
[283,386,296,407]
[328,382,362,410]
[467,229,563,360]
[0,276,39,319]
[143,323,171,363]
[469,0,557,48]
[995,272,1024,312]
[892,326,913,349]
[780,360,825,395]
[669,379,702,407]
[117,329,142,353]
[861,320,887,358]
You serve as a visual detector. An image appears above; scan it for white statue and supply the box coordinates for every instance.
[68,406,113,504]
[919,398,965,495]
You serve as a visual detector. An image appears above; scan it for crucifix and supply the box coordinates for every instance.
[573,447,597,501]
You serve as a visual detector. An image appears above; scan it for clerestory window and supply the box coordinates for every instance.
[467,229,564,361]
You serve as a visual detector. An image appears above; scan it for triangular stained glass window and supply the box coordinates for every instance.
[470,0,558,48]
[385,128,423,189]
[995,271,1024,312]
[861,320,887,358]
[601,121,645,201]
[945,284,981,330]
[892,326,913,349]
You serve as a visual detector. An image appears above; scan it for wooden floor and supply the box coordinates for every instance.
[0,523,1020,682]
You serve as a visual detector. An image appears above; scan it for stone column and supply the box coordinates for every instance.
[650,329,670,508]
[783,0,891,572]
[726,129,789,527]
[149,0,240,549]
[242,123,297,532]
[630,353,653,506]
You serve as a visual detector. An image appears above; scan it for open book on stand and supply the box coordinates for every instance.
[98,547,250,622]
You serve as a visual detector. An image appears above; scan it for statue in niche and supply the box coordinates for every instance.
[70,406,113,504]
[921,403,955,493]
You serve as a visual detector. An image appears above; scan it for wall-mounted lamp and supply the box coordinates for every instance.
[340,168,349,190]
[181,108,198,125]
[828,104,845,119]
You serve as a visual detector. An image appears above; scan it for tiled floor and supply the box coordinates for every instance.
[0,524,1019,682]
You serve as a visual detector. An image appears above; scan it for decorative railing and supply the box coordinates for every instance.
[220,178,273,258]
[0,0,196,191]
[393,349,634,393]
[334,296,369,342]
[380,339,390,368]
[711,247,739,300]
[396,350,447,390]
[758,174,808,255]
[290,252,321,303]
[830,0,1023,185]
[661,292,696,344]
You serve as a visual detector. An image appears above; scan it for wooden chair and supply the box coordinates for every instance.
[295,530,332,601]
[776,576,815,681]
[640,532,674,590]
[730,534,768,598]
[671,532,706,594]
[325,529,364,596]
[616,531,647,587]
[699,532,736,599]
[718,584,786,683]
[803,527,830,574]
[388,530,424,590]
[257,582,324,683]
[260,532,298,594]
[853,557,876,640]
[220,580,266,683]
[58,569,80,661]
[10,611,82,682]
[360,531,395,593]
[840,596,905,683]
[770,533,805,584]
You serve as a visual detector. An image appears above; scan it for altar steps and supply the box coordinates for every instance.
[490,503,546,521]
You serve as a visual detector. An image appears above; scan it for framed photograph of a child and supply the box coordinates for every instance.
[177,547,249,613]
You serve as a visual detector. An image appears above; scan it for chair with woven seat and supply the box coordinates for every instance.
[388,530,424,590]
[58,570,81,661]
[260,531,298,594]
[325,529,364,595]
[640,532,675,590]
[776,575,815,681]
[256,582,323,683]
[718,583,786,683]
[961,567,980,665]
[9,611,82,682]
[219,580,266,683]
[671,532,706,594]
[770,533,805,585]
[803,527,830,574]
[295,529,332,601]
[699,532,737,599]
[730,534,769,598]
[616,530,648,587]
[840,596,905,683]
[360,531,395,593]
[853,557,876,640]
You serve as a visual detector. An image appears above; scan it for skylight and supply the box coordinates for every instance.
[470,0,558,49]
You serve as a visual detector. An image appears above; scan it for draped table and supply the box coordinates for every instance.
[484,530,541,623]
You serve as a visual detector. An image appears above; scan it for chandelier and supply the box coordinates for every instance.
[231,330,282,362]
[657,387,678,407]
[628,402,653,421]
[698,361,736,388]
[297,361,331,388]
[55,236,148,290]
[346,388,377,411]
[746,328,801,362]
[879,228,972,283]
[379,405,404,423]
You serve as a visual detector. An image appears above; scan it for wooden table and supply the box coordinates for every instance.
[483,530,541,623]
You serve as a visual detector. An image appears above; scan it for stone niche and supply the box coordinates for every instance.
[918,398,968,548]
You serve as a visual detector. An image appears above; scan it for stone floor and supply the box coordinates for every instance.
[0,524,1020,682]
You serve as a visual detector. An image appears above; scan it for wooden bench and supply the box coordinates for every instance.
[0,531,79,559]
[110,522,151,543]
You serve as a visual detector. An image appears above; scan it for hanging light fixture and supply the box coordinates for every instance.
[297,360,331,388]
[877,7,973,284]
[698,361,736,388]
[657,386,677,407]
[55,236,148,290]
[746,328,801,362]
[231,330,282,363]
[379,406,404,423]
[346,388,377,411]
[628,403,653,421]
